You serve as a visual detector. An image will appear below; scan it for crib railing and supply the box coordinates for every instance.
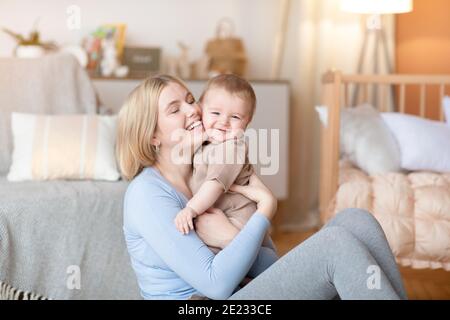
[339,74,450,119]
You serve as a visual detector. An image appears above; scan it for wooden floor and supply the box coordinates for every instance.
[271,230,450,300]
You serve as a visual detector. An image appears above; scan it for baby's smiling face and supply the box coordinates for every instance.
[200,88,252,143]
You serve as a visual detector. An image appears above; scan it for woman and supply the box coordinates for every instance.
[116,75,407,300]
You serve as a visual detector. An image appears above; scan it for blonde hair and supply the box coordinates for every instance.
[199,74,256,118]
[116,74,189,180]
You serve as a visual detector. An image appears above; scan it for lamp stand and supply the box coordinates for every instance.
[352,14,395,109]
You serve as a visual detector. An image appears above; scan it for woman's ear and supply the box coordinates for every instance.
[151,137,160,147]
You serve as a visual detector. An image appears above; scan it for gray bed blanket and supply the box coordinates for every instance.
[0,176,141,299]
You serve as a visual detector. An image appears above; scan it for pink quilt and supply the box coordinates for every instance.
[324,160,450,271]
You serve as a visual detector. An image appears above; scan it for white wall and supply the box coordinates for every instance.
[0,0,281,79]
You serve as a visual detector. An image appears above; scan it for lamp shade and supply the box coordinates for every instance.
[340,0,413,14]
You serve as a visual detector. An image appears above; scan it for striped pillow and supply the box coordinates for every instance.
[7,113,120,181]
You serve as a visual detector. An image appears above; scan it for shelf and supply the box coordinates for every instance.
[88,73,290,84]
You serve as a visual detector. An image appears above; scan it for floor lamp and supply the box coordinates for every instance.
[340,0,413,108]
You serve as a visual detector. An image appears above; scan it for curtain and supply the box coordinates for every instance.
[276,0,395,230]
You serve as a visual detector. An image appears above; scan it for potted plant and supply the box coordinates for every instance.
[2,19,57,58]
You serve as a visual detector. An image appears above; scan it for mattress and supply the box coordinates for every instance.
[324,160,450,271]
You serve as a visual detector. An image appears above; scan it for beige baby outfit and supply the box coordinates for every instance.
[190,138,257,252]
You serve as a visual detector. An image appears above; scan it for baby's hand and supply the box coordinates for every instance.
[174,207,198,235]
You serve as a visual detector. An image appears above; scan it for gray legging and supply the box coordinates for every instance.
[229,208,407,300]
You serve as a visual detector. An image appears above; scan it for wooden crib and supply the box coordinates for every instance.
[319,70,450,221]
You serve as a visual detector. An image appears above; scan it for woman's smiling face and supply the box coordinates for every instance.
[154,82,204,156]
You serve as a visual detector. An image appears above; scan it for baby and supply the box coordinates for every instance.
[174,74,269,252]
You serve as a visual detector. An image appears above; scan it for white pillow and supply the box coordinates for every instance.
[316,104,401,175]
[443,96,450,126]
[8,112,120,181]
[381,112,450,173]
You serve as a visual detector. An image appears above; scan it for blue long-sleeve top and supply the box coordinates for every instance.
[123,167,279,300]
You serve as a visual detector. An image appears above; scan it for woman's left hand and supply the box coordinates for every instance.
[195,208,239,249]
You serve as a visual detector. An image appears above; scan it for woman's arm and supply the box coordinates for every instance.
[247,238,279,278]
[125,181,270,300]
[195,214,278,278]
[228,174,279,278]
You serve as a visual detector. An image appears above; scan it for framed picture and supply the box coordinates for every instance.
[123,46,161,77]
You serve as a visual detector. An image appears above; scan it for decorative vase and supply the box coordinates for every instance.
[15,45,45,58]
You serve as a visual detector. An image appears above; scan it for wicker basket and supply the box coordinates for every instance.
[205,18,248,76]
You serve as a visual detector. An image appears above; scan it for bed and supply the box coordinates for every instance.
[319,71,450,271]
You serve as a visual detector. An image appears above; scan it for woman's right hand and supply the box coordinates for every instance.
[229,174,277,221]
